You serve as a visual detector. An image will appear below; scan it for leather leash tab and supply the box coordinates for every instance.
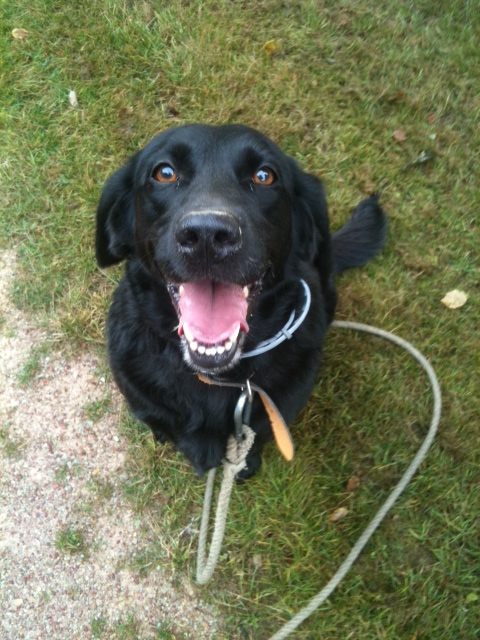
[196,374,294,461]
[254,386,294,461]
[197,374,217,387]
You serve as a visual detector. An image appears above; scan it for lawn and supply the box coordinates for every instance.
[1,1,479,638]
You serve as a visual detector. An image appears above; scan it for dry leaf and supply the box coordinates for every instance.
[165,104,180,118]
[441,290,468,309]
[263,40,283,57]
[118,106,134,118]
[12,28,28,39]
[346,475,361,492]
[403,149,436,171]
[415,150,435,164]
[69,90,79,108]
[387,91,405,103]
[251,554,263,570]
[329,507,349,522]
[393,129,407,142]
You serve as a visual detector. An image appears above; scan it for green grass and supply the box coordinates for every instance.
[54,461,81,485]
[16,342,52,386]
[0,425,26,458]
[1,1,479,638]
[90,612,189,639]
[90,616,108,639]
[55,526,90,557]
[83,393,113,422]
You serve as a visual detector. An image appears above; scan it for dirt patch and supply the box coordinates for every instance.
[0,251,221,639]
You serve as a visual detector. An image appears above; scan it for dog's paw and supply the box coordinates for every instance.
[152,430,169,444]
[235,451,262,483]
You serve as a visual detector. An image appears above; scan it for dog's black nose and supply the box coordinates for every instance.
[175,212,242,262]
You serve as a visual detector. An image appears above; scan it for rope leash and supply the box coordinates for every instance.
[196,425,256,585]
[196,320,442,638]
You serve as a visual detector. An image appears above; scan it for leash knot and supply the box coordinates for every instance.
[224,425,256,471]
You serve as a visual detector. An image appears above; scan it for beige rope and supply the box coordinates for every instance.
[196,425,256,585]
[195,321,441,638]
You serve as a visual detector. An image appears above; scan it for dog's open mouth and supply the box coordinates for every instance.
[168,280,257,371]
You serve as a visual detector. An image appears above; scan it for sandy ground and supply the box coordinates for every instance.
[0,251,221,639]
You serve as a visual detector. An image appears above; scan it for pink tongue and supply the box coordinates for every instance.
[178,281,249,345]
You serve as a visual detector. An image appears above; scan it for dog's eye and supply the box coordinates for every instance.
[154,163,178,183]
[253,167,276,186]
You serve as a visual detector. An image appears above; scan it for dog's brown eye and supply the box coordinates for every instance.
[253,167,276,186]
[154,163,178,183]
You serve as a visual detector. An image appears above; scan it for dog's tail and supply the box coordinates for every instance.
[332,195,388,274]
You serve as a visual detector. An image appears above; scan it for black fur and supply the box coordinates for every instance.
[96,124,387,479]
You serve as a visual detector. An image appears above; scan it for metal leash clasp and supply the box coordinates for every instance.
[233,379,254,442]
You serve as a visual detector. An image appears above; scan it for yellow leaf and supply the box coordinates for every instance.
[441,290,468,309]
[12,28,28,39]
[329,507,349,522]
[263,40,283,57]
[69,90,79,108]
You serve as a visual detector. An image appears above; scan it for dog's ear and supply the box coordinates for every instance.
[95,157,137,267]
[290,165,330,265]
[290,162,337,321]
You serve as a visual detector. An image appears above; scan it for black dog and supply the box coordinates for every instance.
[96,124,386,479]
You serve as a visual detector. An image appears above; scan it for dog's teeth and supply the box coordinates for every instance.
[243,286,249,298]
[183,324,194,343]
[179,284,185,297]
[187,333,237,357]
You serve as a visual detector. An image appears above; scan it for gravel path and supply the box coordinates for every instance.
[0,251,221,639]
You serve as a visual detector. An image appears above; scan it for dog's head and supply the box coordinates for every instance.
[96,124,326,373]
